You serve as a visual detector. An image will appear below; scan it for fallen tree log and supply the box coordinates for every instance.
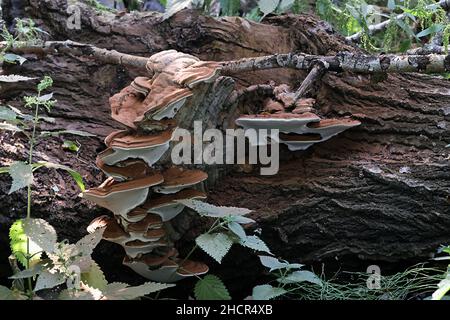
[1,0,450,293]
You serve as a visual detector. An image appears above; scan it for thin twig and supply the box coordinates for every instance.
[292,61,328,104]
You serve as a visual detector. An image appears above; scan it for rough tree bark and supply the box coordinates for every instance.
[1,0,449,295]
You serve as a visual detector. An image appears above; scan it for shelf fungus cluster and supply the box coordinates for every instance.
[235,85,361,150]
[83,50,219,283]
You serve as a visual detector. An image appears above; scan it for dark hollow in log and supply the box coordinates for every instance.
[1,1,449,295]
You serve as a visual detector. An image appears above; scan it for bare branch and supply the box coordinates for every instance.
[292,62,328,104]
[4,40,450,76]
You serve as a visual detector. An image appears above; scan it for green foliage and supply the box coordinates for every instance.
[196,232,234,263]
[62,140,80,152]
[252,284,286,300]
[194,275,231,300]
[220,0,240,16]
[8,161,33,194]
[9,220,43,268]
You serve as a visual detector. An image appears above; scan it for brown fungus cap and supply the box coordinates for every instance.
[105,128,175,149]
[87,215,129,241]
[156,167,208,191]
[110,86,147,129]
[143,189,207,210]
[95,158,157,181]
[131,77,152,96]
[126,213,163,233]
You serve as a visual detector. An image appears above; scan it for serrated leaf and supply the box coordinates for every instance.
[59,286,100,300]
[9,220,42,268]
[196,232,233,264]
[3,53,27,65]
[278,270,322,286]
[0,74,36,82]
[252,284,286,300]
[81,261,108,291]
[258,0,279,18]
[33,161,85,192]
[194,275,231,300]
[228,221,246,240]
[178,199,252,218]
[34,270,65,291]
[73,228,104,271]
[239,235,271,254]
[8,161,33,194]
[102,282,175,300]
[23,218,57,253]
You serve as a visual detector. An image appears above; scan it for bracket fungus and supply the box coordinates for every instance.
[143,189,207,221]
[236,112,360,149]
[98,128,176,166]
[82,174,164,217]
[84,50,215,283]
[153,166,208,194]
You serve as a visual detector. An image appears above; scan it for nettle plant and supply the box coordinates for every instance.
[178,199,321,300]
[0,77,173,299]
[432,245,450,300]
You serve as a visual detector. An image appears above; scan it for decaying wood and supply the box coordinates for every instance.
[1,1,450,293]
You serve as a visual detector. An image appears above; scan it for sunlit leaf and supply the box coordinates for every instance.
[23,218,57,254]
[258,255,303,272]
[178,199,252,217]
[8,161,33,194]
[277,270,322,286]
[81,262,108,291]
[258,0,280,18]
[101,282,175,300]
[62,140,79,152]
[239,235,271,254]
[34,270,65,292]
[3,53,27,65]
[9,220,42,268]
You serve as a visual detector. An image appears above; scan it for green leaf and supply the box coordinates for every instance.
[258,255,303,272]
[37,76,53,92]
[258,0,280,18]
[34,270,65,292]
[23,218,58,254]
[416,24,444,38]
[220,0,240,16]
[252,284,286,300]
[239,235,271,254]
[33,161,85,192]
[277,0,294,12]
[8,161,33,194]
[63,140,80,152]
[9,219,42,268]
[81,262,108,291]
[387,0,396,10]
[0,286,27,300]
[278,270,322,286]
[0,105,18,121]
[0,74,36,82]
[3,53,27,65]
[194,275,231,300]
[228,221,246,240]
[196,232,233,264]
[178,199,252,218]
[9,264,43,279]
[37,92,54,102]
[101,282,175,300]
